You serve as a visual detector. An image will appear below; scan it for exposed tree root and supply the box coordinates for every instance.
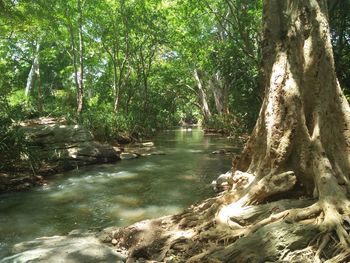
[324,249,350,263]
[216,170,297,227]
[98,174,350,263]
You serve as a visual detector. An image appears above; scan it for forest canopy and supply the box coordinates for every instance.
[0,1,349,174]
[0,0,348,139]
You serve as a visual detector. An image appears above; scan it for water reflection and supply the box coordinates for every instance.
[0,128,234,258]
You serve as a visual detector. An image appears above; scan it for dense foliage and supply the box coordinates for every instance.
[330,0,350,98]
[0,0,349,167]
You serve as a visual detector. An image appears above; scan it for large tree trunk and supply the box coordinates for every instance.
[105,1,350,262]
[217,0,350,250]
[232,0,350,200]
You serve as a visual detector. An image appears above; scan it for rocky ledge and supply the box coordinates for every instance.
[0,117,121,193]
[21,122,120,170]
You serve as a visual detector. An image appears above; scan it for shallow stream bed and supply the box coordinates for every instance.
[0,128,236,258]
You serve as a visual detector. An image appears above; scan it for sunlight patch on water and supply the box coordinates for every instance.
[186,149,204,153]
[110,171,138,179]
[55,171,138,187]
[134,162,156,171]
[117,205,183,223]
[48,190,86,203]
[178,175,196,181]
[111,195,144,206]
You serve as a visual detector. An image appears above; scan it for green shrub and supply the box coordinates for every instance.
[204,113,251,137]
[0,97,36,172]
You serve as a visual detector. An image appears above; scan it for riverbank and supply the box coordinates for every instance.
[0,172,45,192]
[0,117,122,194]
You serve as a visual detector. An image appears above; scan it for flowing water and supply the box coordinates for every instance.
[0,128,237,258]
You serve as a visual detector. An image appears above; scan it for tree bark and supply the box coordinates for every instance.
[76,0,84,114]
[25,41,43,113]
[210,71,229,115]
[25,42,40,97]
[234,0,350,194]
[68,24,80,112]
[218,0,350,251]
[194,68,212,123]
[36,56,43,114]
[112,60,119,112]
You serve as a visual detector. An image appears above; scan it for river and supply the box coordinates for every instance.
[0,128,236,258]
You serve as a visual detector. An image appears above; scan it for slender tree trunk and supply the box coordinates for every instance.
[142,73,148,112]
[139,50,149,112]
[112,60,120,112]
[210,71,229,115]
[114,57,129,113]
[76,0,84,114]
[35,58,43,114]
[194,68,212,123]
[25,42,40,97]
[125,94,131,114]
[68,25,80,112]
[113,0,131,113]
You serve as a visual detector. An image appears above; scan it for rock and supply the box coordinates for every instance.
[215,171,233,184]
[19,117,67,126]
[141,142,154,147]
[1,120,122,194]
[211,149,234,155]
[113,147,123,154]
[212,170,256,192]
[1,233,126,263]
[19,123,120,172]
[0,173,45,193]
[212,149,227,154]
[149,151,165,156]
[204,128,224,134]
[115,134,133,144]
[212,171,233,191]
[120,152,139,160]
[140,151,166,157]
[22,124,93,144]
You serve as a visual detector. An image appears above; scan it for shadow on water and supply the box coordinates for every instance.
[0,128,235,258]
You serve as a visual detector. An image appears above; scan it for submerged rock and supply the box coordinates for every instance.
[141,142,154,147]
[1,231,126,263]
[120,152,139,160]
[211,148,236,155]
[0,173,45,193]
[212,171,233,191]
[147,151,166,156]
